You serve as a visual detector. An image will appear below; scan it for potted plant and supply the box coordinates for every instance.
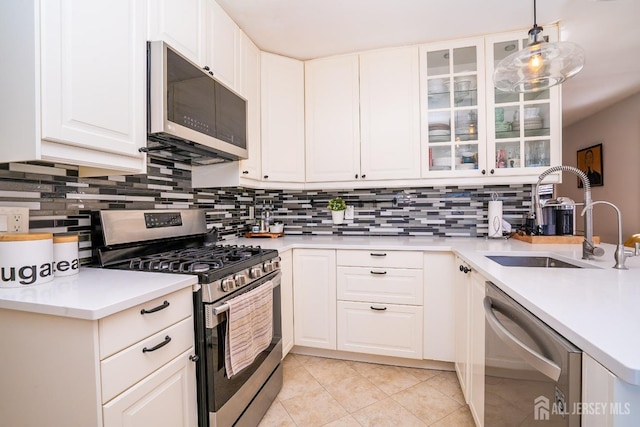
[327,197,347,224]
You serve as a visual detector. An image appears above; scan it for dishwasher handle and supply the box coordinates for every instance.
[483,297,561,382]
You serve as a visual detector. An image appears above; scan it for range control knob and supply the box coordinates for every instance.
[271,257,281,269]
[263,261,274,273]
[250,267,263,279]
[221,277,235,292]
[234,274,247,287]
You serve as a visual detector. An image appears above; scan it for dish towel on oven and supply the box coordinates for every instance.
[224,280,273,378]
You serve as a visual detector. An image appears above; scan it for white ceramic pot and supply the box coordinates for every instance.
[331,210,345,225]
[0,233,54,287]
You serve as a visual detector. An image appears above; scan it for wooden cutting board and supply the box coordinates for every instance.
[512,234,600,244]
[244,232,284,239]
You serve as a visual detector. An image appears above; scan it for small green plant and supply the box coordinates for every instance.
[327,197,347,211]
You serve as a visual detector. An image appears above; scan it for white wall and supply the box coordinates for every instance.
[557,92,640,244]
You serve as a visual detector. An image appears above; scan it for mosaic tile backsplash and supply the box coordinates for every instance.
[0,158,534,262]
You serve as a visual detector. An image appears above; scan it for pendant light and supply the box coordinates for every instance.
[493,0,585,93]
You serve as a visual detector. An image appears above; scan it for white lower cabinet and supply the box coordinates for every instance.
[423,252,456,362]
[337,301,422,359]
[454,256,485,426]
[469,269,486,427]
[279,249,294,357]
[336,250,423,359]
[0,286,197,426]
[292,249,337,349]
[454,256,472,402]
[582,353,640,427]
[103,348,196,427]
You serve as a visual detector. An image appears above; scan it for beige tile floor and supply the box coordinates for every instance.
[259,354,476,427]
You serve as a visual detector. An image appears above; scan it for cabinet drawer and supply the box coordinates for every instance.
[99,287,193,359]
[337,250,422,268]
[337,301,423,359]
[101,316,194,404]
[337,266,423,305]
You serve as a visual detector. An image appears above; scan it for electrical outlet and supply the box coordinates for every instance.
[345,205,355,220]
[0,207,29,233]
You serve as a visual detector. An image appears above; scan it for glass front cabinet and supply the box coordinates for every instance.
[420,27,561,179]
[484,27,561,177]
[420,38,487,177]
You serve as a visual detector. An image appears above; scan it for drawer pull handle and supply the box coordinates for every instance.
[370,253,387,257]
[140,300,170,315]
[370,270,387,275]
[370,306,387,311]
[142,335,172,353]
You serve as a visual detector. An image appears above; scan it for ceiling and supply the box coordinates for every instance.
[217,0,640,126]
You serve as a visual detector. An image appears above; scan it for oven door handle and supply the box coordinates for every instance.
[213,276,280,316]
[483,297,561,382]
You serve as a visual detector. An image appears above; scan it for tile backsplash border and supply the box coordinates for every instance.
[0,159,534,262]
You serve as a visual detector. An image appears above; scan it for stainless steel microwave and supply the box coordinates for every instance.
[146,41,247,164]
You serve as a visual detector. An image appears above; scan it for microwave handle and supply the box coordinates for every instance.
[483,297,561,382]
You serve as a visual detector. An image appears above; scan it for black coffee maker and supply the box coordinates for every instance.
[540,197,575,236]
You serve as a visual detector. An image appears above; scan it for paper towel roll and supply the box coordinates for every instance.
[488,200,503,238]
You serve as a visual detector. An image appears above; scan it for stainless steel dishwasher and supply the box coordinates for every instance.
[484,282,582,426]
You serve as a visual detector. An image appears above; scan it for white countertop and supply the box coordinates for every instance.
[237,234,640,385]
[0,268,197,320]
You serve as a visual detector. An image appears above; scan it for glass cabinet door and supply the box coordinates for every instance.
[485,28,561,176]
[420,39,486,176]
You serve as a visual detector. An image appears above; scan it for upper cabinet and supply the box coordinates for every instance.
[360,46,422,181]
[260,52,305,183]
[484,27,561,177]
[237,31,262,181]
[202,0,240,89]
[305,47,421,183]
[305,55,361,182]
[420,28,561,180]
[0,0,147,176]
[419,38,487,177]
[147,0,204,65]
[148,0,240,91]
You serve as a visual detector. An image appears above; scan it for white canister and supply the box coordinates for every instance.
[0,233,54,287]
[53,235,80,277]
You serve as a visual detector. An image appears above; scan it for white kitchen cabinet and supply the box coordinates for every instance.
[419,38,487,177]
[279,249,294,357]
[305,54,361,182]
[238,31,262,180]
[469,269,486,427]
[582,353,640,427]
[336,250,423,359]
[147,0,204,65]
[423,252,456,362]
[484,27,562,178]
[359,46,422,180]
[202,0,240,89]
[261,52,306,183]
[454,256,472,402]
[1,0,147,176]
[0,287,197,426]
[103,348,197,427]
[292,249,336,349]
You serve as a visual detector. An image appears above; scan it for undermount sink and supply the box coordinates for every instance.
[486,255,593,269]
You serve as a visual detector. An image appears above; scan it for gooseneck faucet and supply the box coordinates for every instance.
[533,165,604,260]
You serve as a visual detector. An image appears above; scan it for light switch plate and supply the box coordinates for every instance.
[345,205,355,220]
[0,207,29,233]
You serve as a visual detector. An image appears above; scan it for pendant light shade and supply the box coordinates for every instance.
[493,1,585,93]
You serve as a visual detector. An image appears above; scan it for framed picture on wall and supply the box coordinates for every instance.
[577,143,603,187]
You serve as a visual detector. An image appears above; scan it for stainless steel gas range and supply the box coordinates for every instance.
[93,209,283,427]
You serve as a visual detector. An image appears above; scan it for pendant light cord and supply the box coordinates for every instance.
[533,0,537,26]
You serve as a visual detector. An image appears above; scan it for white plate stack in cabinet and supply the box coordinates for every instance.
[336,250,424,359]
